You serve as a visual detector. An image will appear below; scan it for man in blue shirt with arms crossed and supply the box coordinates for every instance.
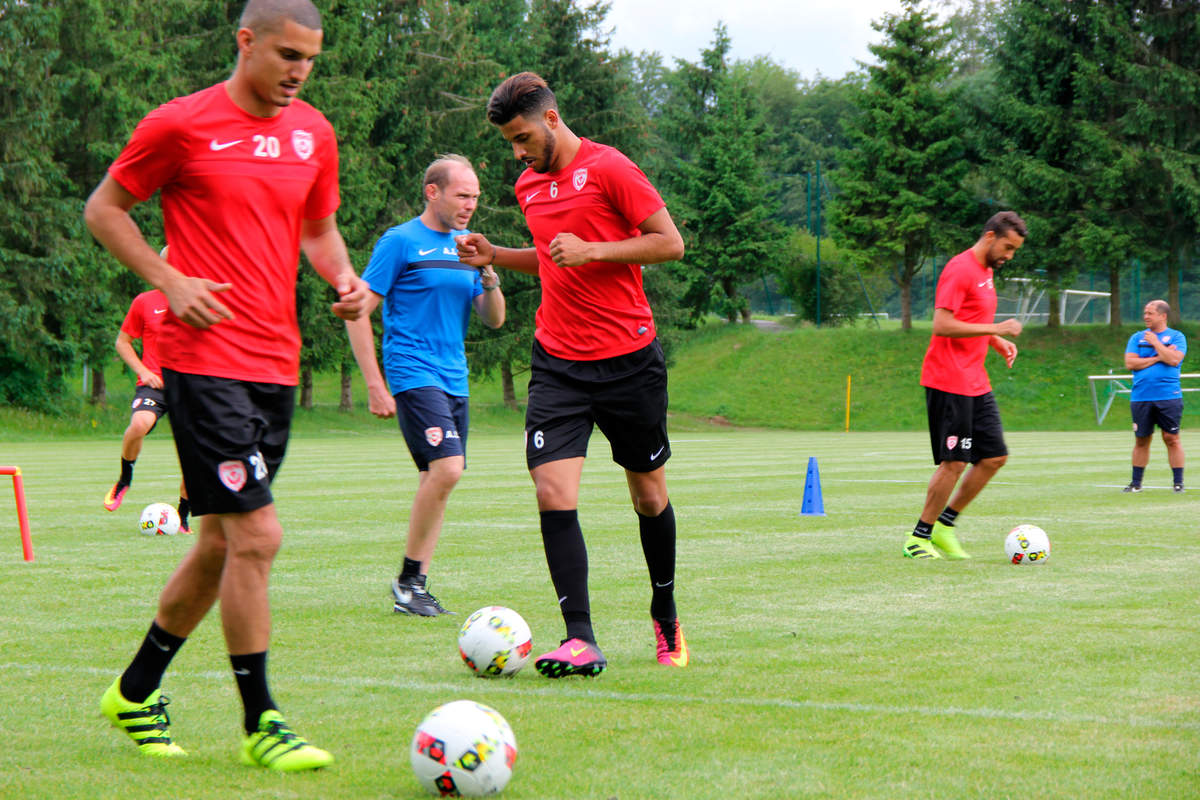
[1124,299,1186,493]
[346,155,505,614]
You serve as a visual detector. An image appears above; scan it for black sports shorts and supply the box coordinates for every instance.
[1131,398,1183,437]
[130,385,168,432]
[163,368,293,516]
[925,387,1007,464]
[395,386,468,471]
[525,338,670,473]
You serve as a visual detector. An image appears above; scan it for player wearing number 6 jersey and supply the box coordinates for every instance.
[457,72,688,676]
[84,0,369,770]
[904,211,1027,560]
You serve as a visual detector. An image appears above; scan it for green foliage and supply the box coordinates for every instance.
[775,230,885,325]
[828,0,973,330]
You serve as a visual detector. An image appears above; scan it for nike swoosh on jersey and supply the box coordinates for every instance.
[209,139,243,151]
[525,190,542,202]
[418,248,438,256]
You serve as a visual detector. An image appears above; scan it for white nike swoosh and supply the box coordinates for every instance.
[209,139,243,151]
[233,667,251,676]
[978,281,991,287]
[654,580,674,588]
[525,190,542,202]
[650,445,666,460]
[418,248,437,256]
[148,633,170,652]
[154,308,167,314]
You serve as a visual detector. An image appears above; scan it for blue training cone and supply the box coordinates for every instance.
[801,456,826,516]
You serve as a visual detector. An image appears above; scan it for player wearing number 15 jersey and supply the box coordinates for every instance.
[456,72,689,677]
[904,211,1027,561]
[84,0,369,771]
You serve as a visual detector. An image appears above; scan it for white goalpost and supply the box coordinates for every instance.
[995,278,1111,325]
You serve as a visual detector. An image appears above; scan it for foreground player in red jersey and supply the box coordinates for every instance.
[903,211,1026,560]
[457,72,688,677]
[84,0,368,769]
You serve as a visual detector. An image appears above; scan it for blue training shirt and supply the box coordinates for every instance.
[362,218,483,396]
[1126,326,1187,401]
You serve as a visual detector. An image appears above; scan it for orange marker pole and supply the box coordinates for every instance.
[0,466,33,561]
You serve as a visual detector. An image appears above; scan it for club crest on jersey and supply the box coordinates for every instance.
[572,168,588,191]
[132,398,142,409]
[425,427,444,447]
[946,435,959,450]
[218,460,247,492]
[292,129,314,161]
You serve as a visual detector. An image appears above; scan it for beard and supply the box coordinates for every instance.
[531,126,557,173]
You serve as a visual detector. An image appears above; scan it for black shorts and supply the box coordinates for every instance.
[163,368,294,516]
[395,386,468,471]
[130,385,168,432]
[926,387,1007,464]
[1131,399,1183,437]
[525,338,670,473]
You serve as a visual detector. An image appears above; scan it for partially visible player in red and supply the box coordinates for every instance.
[903,211,1026,561]
[104,247,192,533]
[84,0,368,770]
[457,72,687,678]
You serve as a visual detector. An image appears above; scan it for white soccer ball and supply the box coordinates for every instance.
[139,503,180,536]
[458,606,533,678]
[1005,524,1050,565]
[410,700,517,797]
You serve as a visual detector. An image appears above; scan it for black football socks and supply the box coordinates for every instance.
[539,509,594,643]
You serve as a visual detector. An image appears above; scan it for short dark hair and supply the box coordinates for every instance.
[423,154,473,192]
[984,211,1027,239]
[239,0,321,34]
[487,72,557,125]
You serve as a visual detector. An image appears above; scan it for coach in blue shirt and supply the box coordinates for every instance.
[1123,299,1186,493]
[346,154,505,615]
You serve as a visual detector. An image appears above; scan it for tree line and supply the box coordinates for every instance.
[2,0,1198,412]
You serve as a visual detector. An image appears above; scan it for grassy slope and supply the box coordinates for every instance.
[1,321,1195,440]
[663,321,1200,432]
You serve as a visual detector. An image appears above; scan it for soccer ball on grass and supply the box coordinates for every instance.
[458,606,533,678]
[139,503,180,536]
[1005,524,1049,564]
[410,699,517,797]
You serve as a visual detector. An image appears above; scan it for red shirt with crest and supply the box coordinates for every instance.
[108,82,339,385]
[515,138,666,361]
[920,248,998,396]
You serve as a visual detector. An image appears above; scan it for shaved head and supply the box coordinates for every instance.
[238,0,321,34]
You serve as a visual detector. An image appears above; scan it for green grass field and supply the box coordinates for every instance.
[0,429,1197,799]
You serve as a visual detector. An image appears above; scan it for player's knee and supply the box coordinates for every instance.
[630,491,667,517]
[980,455,1007,472]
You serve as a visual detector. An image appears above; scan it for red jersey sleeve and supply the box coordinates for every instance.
[303,120,340,220]
[120,295,145,339]
[108,101,189,201]
[934,260,970,314]
[598,149,665,229]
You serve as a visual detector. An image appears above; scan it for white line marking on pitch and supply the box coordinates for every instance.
[16,662,1194,732]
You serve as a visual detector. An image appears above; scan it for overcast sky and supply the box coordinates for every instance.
[603,0,915,80]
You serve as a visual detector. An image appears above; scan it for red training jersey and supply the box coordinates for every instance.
[920,248,998,396]
[515,138,666,361]
[108,82,340,385]
[120,290,169,385]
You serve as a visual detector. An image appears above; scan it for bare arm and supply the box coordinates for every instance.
[300,214,370,320]
[472,265,505,329]
[1125,352,1158,370]
[932,308,1023,338]
[343,292,394,418]
[456,233,539,276]
[83,175,233,328]
[115,331,162,389]
[547,206,685,268]
[1142,330,1185,367]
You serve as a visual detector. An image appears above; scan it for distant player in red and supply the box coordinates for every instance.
[904,211,1027,560]
[457,72,688,677]
[104,249,191,533]
[84,0,368,769]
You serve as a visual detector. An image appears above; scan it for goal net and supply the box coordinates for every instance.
[995,278,1110,325]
